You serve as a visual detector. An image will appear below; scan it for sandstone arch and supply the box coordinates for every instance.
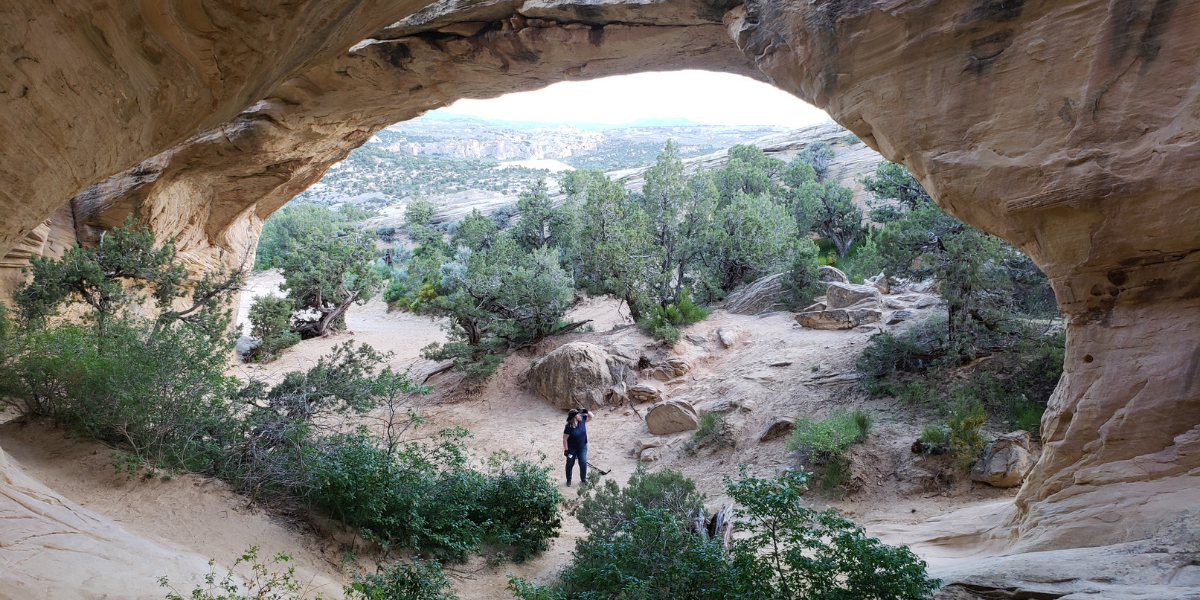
[1,0,1198,593]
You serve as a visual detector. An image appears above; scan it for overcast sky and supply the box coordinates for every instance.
[432,70,829,127]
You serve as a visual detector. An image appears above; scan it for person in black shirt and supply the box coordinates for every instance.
[563,408,592,487]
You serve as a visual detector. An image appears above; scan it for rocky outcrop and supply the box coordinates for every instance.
[825,282,883,310]
[627,384,663,404]
[527,342,632,409]
[795,307,882,330]
[721,272,786,315]
[971,432,1035,489]
[758,416,796,442]
[645,400,700,435]
[818,265,849,284]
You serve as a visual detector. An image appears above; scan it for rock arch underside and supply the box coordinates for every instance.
[1,0,1198,596]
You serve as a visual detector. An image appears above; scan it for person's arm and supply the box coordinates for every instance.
[563,433,570,452]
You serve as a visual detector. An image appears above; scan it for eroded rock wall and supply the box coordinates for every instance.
[728,0,1200,551]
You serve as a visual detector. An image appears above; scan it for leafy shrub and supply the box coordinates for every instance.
[247,295,300,362]
[575,466,705,538]
[685,412,733,454]
[946,401,988,471]
[160,546,314,600]
[787,409,873,491]
[782,238,823,307]
[641,289,709,345]
[347,559,458,600]
[857,316,949,387]
[917,424,949,455]
[512,470,938,600]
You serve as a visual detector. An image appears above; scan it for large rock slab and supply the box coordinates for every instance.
[527,342,631,410]
[818,265,849,284]
[796,308,882,330]
[825,282,883,309]
[645,400,700,435]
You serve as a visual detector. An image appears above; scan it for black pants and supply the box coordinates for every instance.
[566,444,587,484]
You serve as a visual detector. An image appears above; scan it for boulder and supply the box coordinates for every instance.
[825,282,883,309]
[527,342,632,409]
[628,384,663,404]
[886,310,914,325]
[795,308,882,330]
[235,335,261,362]
[717,327,739,348]
[645,400,700,435]
[722,272,786,314]
[759,416,796,442]
[914,296,939,309]
[649,357,692,380]
[885,298,908,310]
[864,272,890,294]
[971,431,1035,488]
[818,265,849,284]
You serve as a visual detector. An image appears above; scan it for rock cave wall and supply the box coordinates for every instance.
[1,0,1198,585]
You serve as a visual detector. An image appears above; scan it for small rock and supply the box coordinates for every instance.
[825,282,883,309]
[639,446,668,462]
[886,310,914,325]
[645,400,701,435]
[628,384,663,404]
[717,327,739,348]
[739,400,757,412]
[801,301,828,312]
[914,296,939,309]
[864,272,890,294]
[819,265,850,284]
[898,294,918,302]
[235,335,261,362]
[971,431,1035,488]
[885,298,909,310]
[759,416,797,442]
[705,399,740,414]
[634,438,662,455]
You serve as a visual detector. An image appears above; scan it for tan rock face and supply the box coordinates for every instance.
[1,0,1199,578]
[645,399,700,435]
[728,0,1200,550]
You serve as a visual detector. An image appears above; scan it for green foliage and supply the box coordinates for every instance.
[248,295,301,362]
[787,409,873,492]
[576,466,705,538]
[160,546,315,600]
[511,179,575,252]
[782,238,823,307]
[787,409,873,462]
[451,209,499,252]
[918,424,949,455]
[277,228,382,338]
[791,176,862,258]
[703,190,797,295]
[347,560,459,600]
[640,288,709,345]
[946,401,988,471]
[795,141,835,180]
[256,203,374,270]
[512,470,938,600]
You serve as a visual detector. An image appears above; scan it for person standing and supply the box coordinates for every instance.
[563,408,592,487]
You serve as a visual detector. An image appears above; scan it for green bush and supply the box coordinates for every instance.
[641,289,709,345]
[247,295,301,362]
[575,466,705,538]
[347,560,459,600]
[787,409,873,492]
[782,238,823,307]
[946,401,988,471]
[512,470,938,600]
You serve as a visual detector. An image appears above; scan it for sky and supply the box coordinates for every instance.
[431,70,829,128]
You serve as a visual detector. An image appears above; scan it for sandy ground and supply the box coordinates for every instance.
[1,271,1020,598]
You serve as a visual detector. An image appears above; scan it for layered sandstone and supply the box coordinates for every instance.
[1,0,1199,595]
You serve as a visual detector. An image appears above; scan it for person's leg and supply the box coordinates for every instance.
[565,453,576,485]
[579,445,588,486]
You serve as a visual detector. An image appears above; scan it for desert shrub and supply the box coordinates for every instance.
[641,288,709,345]
[782,238,823,307]
[347,559,458,600]
[475,451,563,561]
[857,316,950,387]
[511,470,938,600]
[917,424,950,455]
[277,228,382,338]
[787,409,873,491]
[247,295,300,362]
[946,401,988,471]
[256,202,375,270]
[160,546,314,600]
[685,412,733,454]
[575,466,705,538]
